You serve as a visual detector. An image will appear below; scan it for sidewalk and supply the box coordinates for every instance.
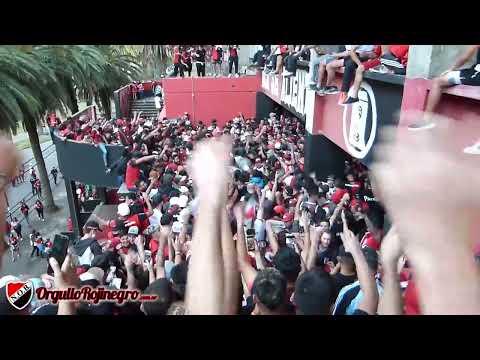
[1,177,70,278]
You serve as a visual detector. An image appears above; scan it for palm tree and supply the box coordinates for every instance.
[93,45,141,119]
[0,45,143,212]
[0,46,71,211]
[114,45,171,79]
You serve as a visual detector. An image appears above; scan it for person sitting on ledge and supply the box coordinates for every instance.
[324,45,381,105]
[407,45,480,155]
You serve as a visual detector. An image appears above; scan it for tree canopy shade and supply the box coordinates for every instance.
[0,45,142,210]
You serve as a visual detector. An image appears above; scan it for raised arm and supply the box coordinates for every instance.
[234,202,258,289]
[220,204,240,315]
[265,220,279,256]
[133,154,157,165]
[342,211,378,315]
[300,210,311,265]
[186,137,231,315]
[267,171,279,202]
[378,226,404,315]
[141,192,154,217]
[154,226,170,279]
[329,192,349,228]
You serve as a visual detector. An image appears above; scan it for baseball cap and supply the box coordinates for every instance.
[273,205,286,216]
[110,219,126,234]
[177,195,188,208]
[79,267,105,285]
[172,221,183,234]
[117,203,130,217]
[128,226,139,236]
[282,213,294,223]
[169,197,180,206]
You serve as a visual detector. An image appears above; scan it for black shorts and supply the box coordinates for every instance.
[448,66,480,86]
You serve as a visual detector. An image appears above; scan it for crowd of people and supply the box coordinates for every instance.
[1,99,478,315]
[171,45,241,78]
[0,104,410,315]
[256,45,410,105]
[1,45,480,316]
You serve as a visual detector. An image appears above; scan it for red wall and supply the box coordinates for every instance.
[163,76,261,127]
[399,78,480,151]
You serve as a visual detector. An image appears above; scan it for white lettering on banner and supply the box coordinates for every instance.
[262,70,314,127]
[262,72,269,92]
[272,75,280,99]
[281,70,309,119]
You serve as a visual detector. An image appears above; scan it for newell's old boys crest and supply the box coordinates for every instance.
[342,82,377,159]
[6,280,34,310]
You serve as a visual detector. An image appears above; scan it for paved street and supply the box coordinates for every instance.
[1,134,69,279]
[1,179,70,278]
[6,140,59,208]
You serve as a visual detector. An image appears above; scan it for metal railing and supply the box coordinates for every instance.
[6,143,60,224]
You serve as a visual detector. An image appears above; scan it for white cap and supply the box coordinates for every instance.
[172,221,183,234]
[179,208,191,224]
[149,188,159,198]
[179,186,189,194]
[178,195,189,208]
[275,142,282,150]
[117,203,130,217]
[169,197,180,206]
[79,267,105,284]
[76,189,82,195]
[128,226,139,235]
[185,120,191,126]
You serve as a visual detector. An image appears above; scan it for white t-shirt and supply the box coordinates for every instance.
[149,208,163,227]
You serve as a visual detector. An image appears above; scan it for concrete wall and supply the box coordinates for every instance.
[407,45,475,79]
[163,75,262,127]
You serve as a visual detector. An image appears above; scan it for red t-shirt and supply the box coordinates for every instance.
[229,46,238,57]
[125,162,141,189]
[389,45,409,65]
[166,163,178,172]
[173,48,181,64]
[331,188,348,204]
[91,130,103,144]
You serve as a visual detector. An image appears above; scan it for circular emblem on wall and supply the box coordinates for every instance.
[342,81,377,159]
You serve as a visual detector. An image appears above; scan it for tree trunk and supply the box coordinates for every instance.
[99,90,112,119]
[67,80,79,114]
[25,119,57,211]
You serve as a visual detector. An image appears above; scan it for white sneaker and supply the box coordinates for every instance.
[282,70,294,77]
[228,74,232,78]
[463,142,480,155]
[235,73,240,78]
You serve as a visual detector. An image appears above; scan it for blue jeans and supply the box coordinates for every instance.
[98,143,108,168]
